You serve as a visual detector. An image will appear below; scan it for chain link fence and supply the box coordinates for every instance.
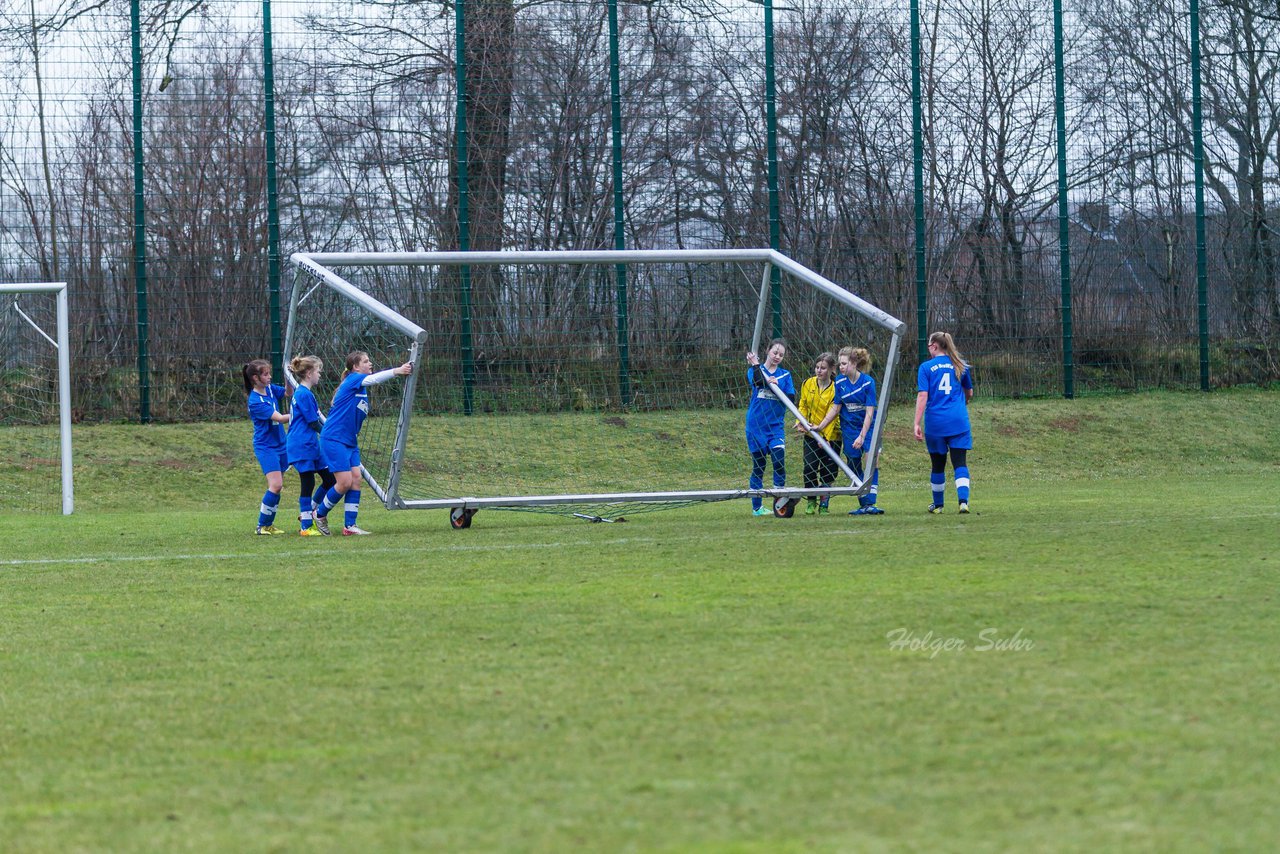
[1,0,1276,423]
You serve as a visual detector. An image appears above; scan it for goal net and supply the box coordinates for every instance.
[283,250,904,524]
[0,283,73,514]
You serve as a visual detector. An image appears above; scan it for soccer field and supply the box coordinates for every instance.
[1,389,1278,851]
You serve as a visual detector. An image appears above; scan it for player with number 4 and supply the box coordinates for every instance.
[914,331,974,515]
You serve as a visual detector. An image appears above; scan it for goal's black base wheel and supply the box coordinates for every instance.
[450,507,477,529]
[773,497,799,518]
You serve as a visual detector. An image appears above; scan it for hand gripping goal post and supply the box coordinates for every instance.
[283,250,905,523]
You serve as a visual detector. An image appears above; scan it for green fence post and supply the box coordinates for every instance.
[263,0,283,378]
[607,0,631,407]
[455,0,474,415]
[130,0,150,423]
[910,0,928,362]
[1190,0,1210,391]
[764,0,782,339]
[1053,0,1074,398]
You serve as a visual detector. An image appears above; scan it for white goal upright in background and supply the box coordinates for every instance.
[1,283,73,515]
[284,250,904,525]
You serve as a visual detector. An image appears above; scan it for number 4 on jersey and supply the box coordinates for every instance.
[938,371,952,394]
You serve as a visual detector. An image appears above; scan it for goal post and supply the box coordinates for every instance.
[1,282,73,515]
[284,250,905,520]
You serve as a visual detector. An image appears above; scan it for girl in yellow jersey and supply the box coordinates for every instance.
[793,352,841,515]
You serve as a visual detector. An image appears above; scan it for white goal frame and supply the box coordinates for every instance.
[285,249,906,513]
[3,282,73,515]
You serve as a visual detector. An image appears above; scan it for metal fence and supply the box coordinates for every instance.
[1,0,1276,423]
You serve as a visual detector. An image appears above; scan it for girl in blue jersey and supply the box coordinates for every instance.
[287,355,337,536]
[913,331,974,514]
[244,359,292,535]
[744,339,796,516]
[312,351,413,536]
[810,346,883,515]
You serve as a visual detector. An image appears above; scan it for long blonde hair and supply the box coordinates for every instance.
[838,346,871,374]
[928,331,967,375]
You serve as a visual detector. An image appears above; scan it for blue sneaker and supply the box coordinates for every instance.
[848,506,883,516]
[752,507,771,517]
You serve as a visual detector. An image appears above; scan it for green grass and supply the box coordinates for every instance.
[1,388,1278,851]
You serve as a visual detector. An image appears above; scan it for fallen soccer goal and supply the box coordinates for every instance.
[284,250,905,525]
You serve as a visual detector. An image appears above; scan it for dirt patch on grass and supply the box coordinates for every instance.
[1048,417,1082,433]
[883,426,915,442]
[602,416,627,428]
[995,423,1018,438]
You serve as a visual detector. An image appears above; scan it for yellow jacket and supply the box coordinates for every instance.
[798,376,841,443]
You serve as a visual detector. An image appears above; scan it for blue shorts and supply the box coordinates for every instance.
[925,429,973,456]
[746,432,785,455]
[843,437,871,459]
[290,456,325,474]
[320,437,361,473]
[254,447,289,475]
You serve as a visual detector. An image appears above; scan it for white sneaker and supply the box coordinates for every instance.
[313,514,331,536]
[342,525,371,536]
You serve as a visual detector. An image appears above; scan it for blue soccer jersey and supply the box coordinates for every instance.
[832,373,877,453]
[917,355,973,437]
[287,385,324,469]
[321,372,371,447]
[247,383,287,453]
[744,364,795,451]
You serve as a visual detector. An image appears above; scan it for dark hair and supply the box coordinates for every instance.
[341,351,369,380]
[242,359,270,393]
[768,337,788,353]
[815,352,837,371]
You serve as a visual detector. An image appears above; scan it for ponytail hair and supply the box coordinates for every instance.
[242,359,270,393]
[342,351,369,380]
[289,354,323,380]
[928,331,967,376]
[838,346,871,373]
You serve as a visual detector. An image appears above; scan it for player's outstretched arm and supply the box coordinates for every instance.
[913,391,927,441]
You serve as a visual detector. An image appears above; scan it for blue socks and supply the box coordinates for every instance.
[769,446,786,488]
[955,467,970,503]
[299,495,313,529]
[862,468,879,507]
[344,490,361,529]
[930,473,946,507]
[749,449,785,511]
[749,451,767,511]
[316,486,342,518]
[258,490,280,527]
